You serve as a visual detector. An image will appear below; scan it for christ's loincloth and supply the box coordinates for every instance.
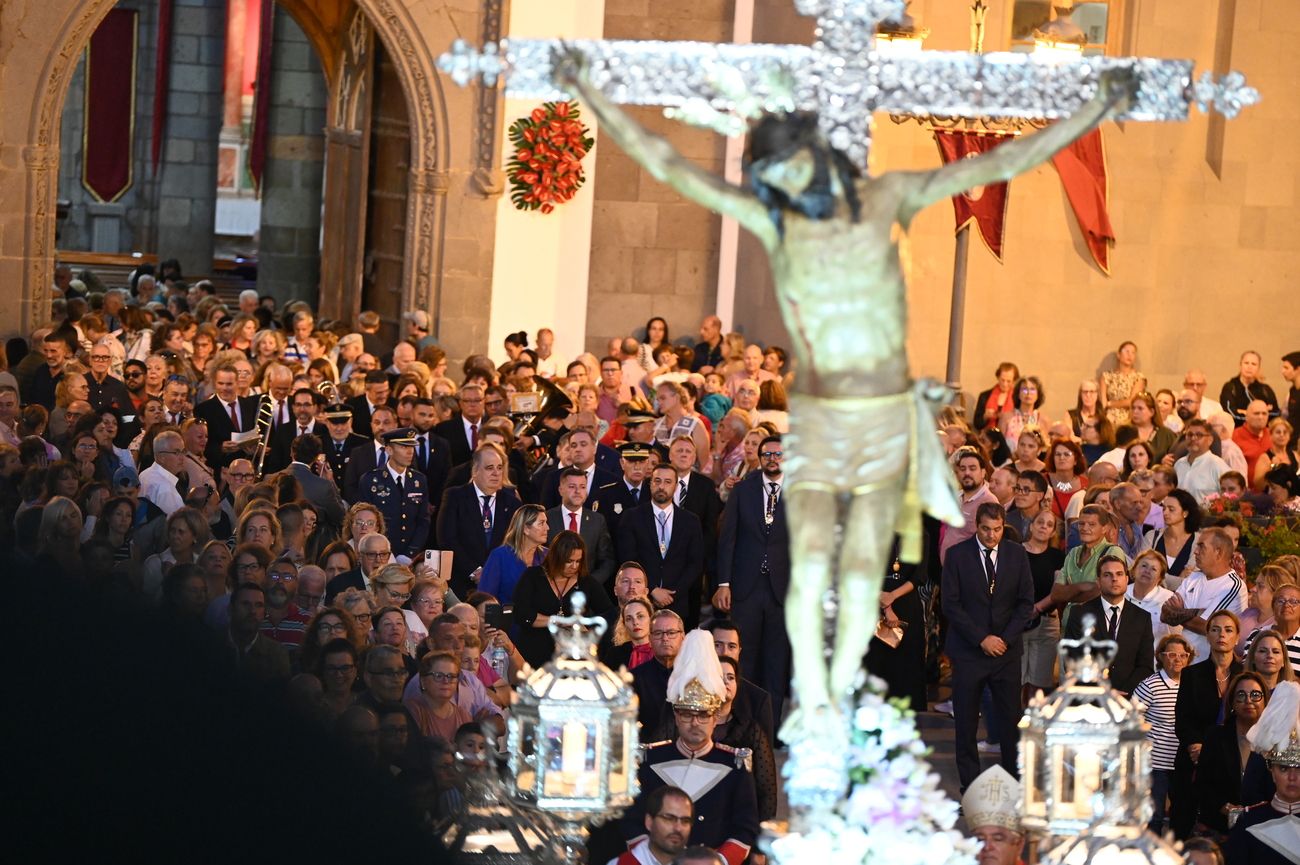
[784,380,964,562]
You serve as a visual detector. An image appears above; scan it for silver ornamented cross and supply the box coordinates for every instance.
[438,0,1258,167]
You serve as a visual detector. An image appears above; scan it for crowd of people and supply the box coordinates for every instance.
[7,264,1300,864]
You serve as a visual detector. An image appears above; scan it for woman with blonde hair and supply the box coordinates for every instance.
[141,506,208,604]
[342,502,388,557]
[226,315,258,356]
[601,595,655,671]
[392,372,427,402]
[1238,563,1297,653]
[35,495,84,577]
[480,503,548,604]
[236,505,282,554]
[1252,417,1299,491]
[1244,629,1296,692]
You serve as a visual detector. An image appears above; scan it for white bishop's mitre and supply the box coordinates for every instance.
[961,765,1022,833]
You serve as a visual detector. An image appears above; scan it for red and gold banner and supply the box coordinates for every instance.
[248,0,276,193]
[151,0,173,173]
[1051,128,1114,275]
[82,8,138,202]
[934,130,1014,261]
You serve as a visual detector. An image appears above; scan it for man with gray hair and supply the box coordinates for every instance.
[134,274,159,305]
[1207,411,1248,475]
[631,608,686,732]
[238,289,259,316]
[1109,482,1151,561]
[139,430,187,516]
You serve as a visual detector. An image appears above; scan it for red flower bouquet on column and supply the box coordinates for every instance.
[506,101,595,214]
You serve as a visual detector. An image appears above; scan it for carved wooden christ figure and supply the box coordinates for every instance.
[558,52,1137,733]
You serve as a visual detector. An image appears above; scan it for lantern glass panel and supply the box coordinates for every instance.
[609,720,628,795]
[517,717,538,793]
[1061,745,1103,819]
[541,719,601,798]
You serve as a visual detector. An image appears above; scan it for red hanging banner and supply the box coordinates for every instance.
[1051,128,1115,275]
[151,0,173,173]
[248,0,276,193]
[83,8,138,202]
[933,130,1014,261]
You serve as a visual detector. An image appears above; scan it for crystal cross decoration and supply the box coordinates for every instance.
[438,0,1258,167]
[548,591,608,660]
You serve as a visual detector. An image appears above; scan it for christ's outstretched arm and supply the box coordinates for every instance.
[554,48,780,251]
[897,67,1137,225]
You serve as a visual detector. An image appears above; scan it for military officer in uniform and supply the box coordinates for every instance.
[594,441,652,557]
[320,404,368,492]
[1226,681,1300,864]
[358,428,431,560]
[619,630,758,865]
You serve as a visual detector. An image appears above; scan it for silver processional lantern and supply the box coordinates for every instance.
[507,592,640,863]
[1021,614,1184,864]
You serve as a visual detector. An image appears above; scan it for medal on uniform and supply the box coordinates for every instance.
[659,541,667,555]
[483,516,492,530]
[613,503,622,514]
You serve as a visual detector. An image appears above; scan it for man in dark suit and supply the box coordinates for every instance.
[432,383,488,466]
[409,397,452,514]
[708,620,776,748]
[319,404,368,491]
[285,434,347,532]
[193,363,262,482]
[435,443,522,596]
[343,404,398,504]
[592,442,651,549]
[546,466,616,586]
[534,428,618,509]
[617,464,704,620]
[1064,555,1154,695]
[941,501,1035,791]
[324,532,390,604]
[713,434,790,722]
[346,370,391,438]
[264,387,327,475]
[667,434,722,630]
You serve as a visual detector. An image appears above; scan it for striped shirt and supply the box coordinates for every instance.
[1132,670,1181,770]
[1243,625,1300,669]
[1174,570,1247,662]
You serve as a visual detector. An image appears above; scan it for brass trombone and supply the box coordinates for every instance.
[251,395,276,479]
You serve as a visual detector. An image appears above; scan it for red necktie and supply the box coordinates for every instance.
[568,512,578,533]
[228,402,238,427]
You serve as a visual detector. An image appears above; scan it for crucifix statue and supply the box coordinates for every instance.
[441,0,1257,814]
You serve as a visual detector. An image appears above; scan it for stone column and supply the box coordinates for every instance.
[156,0,225,278]
[257,7,327,306]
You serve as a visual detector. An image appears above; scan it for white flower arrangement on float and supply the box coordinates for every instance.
[769,676,979,865]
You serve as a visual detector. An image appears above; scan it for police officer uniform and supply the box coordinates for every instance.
[320,404,368,492]
[358,428,431,559]
[593,441,651,551]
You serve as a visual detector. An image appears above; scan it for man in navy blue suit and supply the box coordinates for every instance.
[713,434,790,722]
[617,464,704,619]
[941,501,1034,791]
[435,443,521,596]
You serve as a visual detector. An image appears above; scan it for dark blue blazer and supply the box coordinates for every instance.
[940,536,1034,660]
[435,483,522,594]
[616,502,704,617]
[716,472,789,598]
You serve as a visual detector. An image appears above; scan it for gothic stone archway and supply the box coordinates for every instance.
[9,0,491,349]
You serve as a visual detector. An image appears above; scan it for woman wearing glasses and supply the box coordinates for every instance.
[1192,671,1271,839]
[1133,634,1194,834]
[406,651,472,742]
[370,564,427,649]
[203,543,272,630]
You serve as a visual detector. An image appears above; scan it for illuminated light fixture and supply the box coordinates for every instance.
[1033,2,1086,62]
[507,592,639,864]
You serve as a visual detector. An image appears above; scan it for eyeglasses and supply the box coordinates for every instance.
[760,451,783,459]
[1234,690,1266,703]
[672,709,714,723]
[1184,432,1210,439]
[155,450,181,457]
[322,664,356,675]
[317,622,348,634]
[360,550,390,559]
[1274,598,1300,609]
[1012,485,1036,494]
[235,562,264,573]
[90,354,111,361]
[268,572,297,583]
[124,371,144,378]
[353,519,378,530]
[652,813,693,826]
[422,671,458,683]
[382,589,412,603]
[353,612,372,624]
[227,471,254,481]
[651,629,683,639]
